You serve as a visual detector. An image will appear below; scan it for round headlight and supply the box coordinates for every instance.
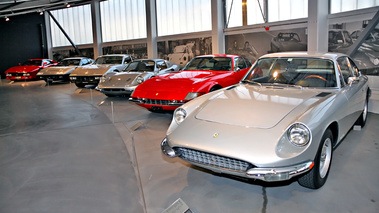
[287,123,311,146]
[174,108,187,124]
[136,76,144,84]
[100,76,106,83]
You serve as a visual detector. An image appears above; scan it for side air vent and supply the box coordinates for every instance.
[316,92,331,97]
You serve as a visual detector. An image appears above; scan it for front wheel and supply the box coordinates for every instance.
[75,83,86,88]
[298,129,333,189]
[355,96,368,127]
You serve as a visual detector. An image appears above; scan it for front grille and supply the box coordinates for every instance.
[10,73,24,77]
[144,99,170,106]
[175,147,253,173]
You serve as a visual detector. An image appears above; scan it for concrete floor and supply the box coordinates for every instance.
[0,79,378,213]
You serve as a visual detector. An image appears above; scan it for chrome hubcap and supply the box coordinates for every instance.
[319,138,332,178]
[363,101,368,122]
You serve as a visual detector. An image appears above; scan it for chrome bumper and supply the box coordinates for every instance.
[161,137,314,182]
[246,161,314,182]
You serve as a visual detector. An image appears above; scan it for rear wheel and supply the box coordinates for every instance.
[298,129,333,189]
[75,83,86,88]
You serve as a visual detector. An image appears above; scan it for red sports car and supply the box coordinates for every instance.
[130,54,252,111]
[5,59,57,80]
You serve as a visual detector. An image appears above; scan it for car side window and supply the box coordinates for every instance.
[347,58,359,77]
[234,57,247,70]
[337,57,355,84]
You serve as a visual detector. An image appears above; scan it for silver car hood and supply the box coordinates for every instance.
[101,72,151,87]
[195,84,327,129]
[38,66,75,75]
[70,64,115,76]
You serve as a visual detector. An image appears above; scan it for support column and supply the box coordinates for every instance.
[307,0,328,53]
[91,0,103,58]
[44,12,53,59]
[211,0,225,54]
[146,0,158,59]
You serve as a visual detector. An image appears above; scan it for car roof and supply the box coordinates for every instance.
[260,51,348,61]
[62,57,88,60]
[99,54,130,57]
[195,54,244,58]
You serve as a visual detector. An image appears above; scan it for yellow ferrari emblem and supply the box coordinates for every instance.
[213,133,219,138]
[156,93,159,96]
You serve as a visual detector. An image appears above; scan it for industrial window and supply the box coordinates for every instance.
[156,0,212,36]
[268,0,308,22]
[247,0,265,25]
[225,0,243,27]
[330,0,379,14]
[50,5,93,47]
[225,0,306,28]
[100,0,147,42]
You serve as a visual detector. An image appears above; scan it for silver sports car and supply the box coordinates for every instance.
[161,52,370,189]
[97,59,181,97]
[37,57,94,83]
[69,54,134,88]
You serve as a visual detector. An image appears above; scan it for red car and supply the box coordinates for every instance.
[5,59,58,80]
[130,54,252,111]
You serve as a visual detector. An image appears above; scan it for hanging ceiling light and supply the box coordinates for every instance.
[5,16,9,21]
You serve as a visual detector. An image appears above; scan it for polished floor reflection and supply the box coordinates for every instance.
[0,80,378,213]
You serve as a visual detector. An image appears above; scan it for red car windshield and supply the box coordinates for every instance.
[184,57,232,71]
[21,60,42,66]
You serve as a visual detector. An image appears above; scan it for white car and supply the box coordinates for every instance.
[161,52,370,189]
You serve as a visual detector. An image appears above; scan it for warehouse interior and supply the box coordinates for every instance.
[0,1,379,213]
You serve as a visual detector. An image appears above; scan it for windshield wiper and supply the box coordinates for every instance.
[241,80,262,88]
[267,82,303,89]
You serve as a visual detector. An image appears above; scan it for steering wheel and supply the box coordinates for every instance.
[305,75,327,82]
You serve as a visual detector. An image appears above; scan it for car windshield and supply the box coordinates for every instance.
[94,56,123,64]
[57,59,81,66]
[184,57,232,71]
[278,33,300,42]
[22,60,41,66]
[123,61,155,72]
[243,57,337,88]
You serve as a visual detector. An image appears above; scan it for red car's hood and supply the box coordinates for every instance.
[133,70,232,100]
[5,65,40,73]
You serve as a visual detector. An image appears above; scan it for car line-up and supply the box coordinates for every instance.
[4,52,371,190]
[129,54,252,111]
[161,52,370,189]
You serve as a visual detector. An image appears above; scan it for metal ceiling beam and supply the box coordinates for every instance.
[346,10,379,56]
[47,10,82,56]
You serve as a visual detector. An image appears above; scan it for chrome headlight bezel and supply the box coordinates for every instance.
[174,108,187,125]
[184,92,205,100]
[287,123,311,147]
[136,76,144,84]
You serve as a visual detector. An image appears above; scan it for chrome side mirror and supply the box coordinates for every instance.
[348,76,359,84]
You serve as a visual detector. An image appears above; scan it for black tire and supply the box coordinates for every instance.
[75,83,86,88]
[298,129,333,189]
[355,97,368,127]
